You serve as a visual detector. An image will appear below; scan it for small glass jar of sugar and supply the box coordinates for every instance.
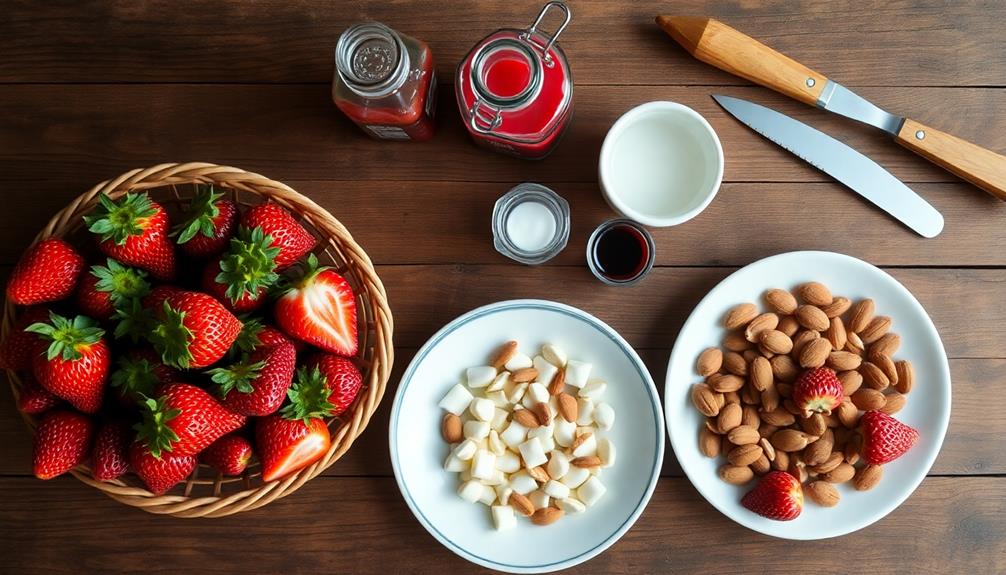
[492,183,570,265]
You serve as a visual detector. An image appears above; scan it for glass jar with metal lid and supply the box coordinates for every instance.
[456,2,573,159]
[333,22,437,141]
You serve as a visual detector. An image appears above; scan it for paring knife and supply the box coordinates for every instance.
[713,95,943,238]
[657,16,1006,201]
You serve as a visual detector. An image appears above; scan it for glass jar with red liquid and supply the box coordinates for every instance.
[332,22,437,141]
[456,2,573,159]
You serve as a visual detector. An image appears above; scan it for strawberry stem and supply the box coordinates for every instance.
[173,185,223,244]
[134,395,182,458]
[25,312,104,361]
[91,258,151,306]
[83,193,158,246]
[207,358,267,397]
[281,366,335,424]
[215,226,281,304]
[112,297,155,343]
[230,316,267,356]
[110,354,162,400]
[150,302,196,369]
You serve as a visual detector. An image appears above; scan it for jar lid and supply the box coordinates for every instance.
[336,22,410,97]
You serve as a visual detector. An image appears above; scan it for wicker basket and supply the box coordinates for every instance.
[1,162,394,517]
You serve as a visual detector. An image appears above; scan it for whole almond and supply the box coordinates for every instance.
[757,343,775,359]
[853,464,883,491]
[571,456,602,468]
[796,304,830,331]
[764,288,798,314]
[741,405,761,428]
[810,452,844,474]
[722,351,749,376]
[511,367,538,383]
[801,413,828,437]
[691,383,721,417]
[750,454,771,475]
[845,331,866,354]
[870,332,901,357]
[760,408,795,427]
[696,347,723,377]
[772,450,790,471]
[851,388,886,410]
[770,354,799,382]
[848,299,875,333]
[699,426,721,457]
[822,462,855,483]
[571,431,593,452]
[860,316,892,344]
[836,400,860,428]
[806,481,840,507]
[791,330,820,357]
[717,402,743,433]
[727,425,760,445]
[708,373,745,393]
[724,303,759,329]
[547,368,566,396]
[490,340,518,370]
[557,392,578,422]
[895,360,914,394]
[776,382,793,398]
[869,352,899,385]
[442,413,463,443]
[527,465,550,483]
[719,464,754,485]
[820,296,852,318]
[745,313,780,343]
[783,398,802,416]
[880,392,907,414]
[758,330,793,354]
[531,507,563,526]
[827,350,862,371]
[510,493,535,516]
[799,338,833,368]
[838,370,863,396]
[758,437,777,461]
[844,433,863,465]
[824,317,848,350]
[860,361,890,390]
[748,356,772,392]
[723,331,752,351]
[771,429,815,452]
[760,384,781,413]
[740,382,760,405]
[742,349,761,363]
[513,408,541,429]
[797,282,833,306]
[727,444,764,467]
[724,391,741,405]
[822,412,840,428]
[802,436,832,466]
[777,315,800,337]
[532,402,552,426]
[704,418,720,436]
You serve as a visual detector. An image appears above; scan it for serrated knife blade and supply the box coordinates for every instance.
[713,95,943,238]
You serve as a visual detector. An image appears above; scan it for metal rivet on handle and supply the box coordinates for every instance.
[806,78,816,88]
[915,130,926,140]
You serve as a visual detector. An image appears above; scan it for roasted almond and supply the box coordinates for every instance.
[848,298,876,333]
[797,282,833,306]
[860,361,890,390]
[547,368,566,396]
[531,507,563,526]
[691,383,721,417]
[532,402,552,426]
[776,382,793,398]
[758,330,793,354]
[699,426,721,457]
[821,462,855,483]
[801,413,828,437]
[760,384,781,413]
[838,370,863,396]
[760,408,795,427]
[895,360,914,394]
[791,329,820,357]
[853,464,883,491]
[745,313,780,342]
[719,464,754,485]
[869,352,899,385]
[795,304,830,331]
[844,433,863,465]
[527,465,550,483]
[727,443,764,467]
[717,402,742,433]
[750,454,771,475]
[764,288,798,314]
[836,400,860,428]
[571,456,602,468]
[512,408,541,429]
[827,350,862,371]
[870,332,901,357]
[820,296,852,318]
[724,391,741,405]
[510,367,538,383]
[777,315,800,337]
[771,450,790,472]
[742,349,761,363]
[799,338,833,369]
[783,398,802,416]
[741,405,761,428]
[490,340,518,370]
[557,392,578,422]
[806,481,840,507]
[740,382,760,405]
[707,373,745,393]
[724,303,759,329]
[880,392,907,414]
[802,436,832,466]
[824,316,848,350]
[696,347,723,377]
[810,452,844,475]
[748,356,772,392]
[845,331,865,354]
[770,354,799,382]
[442,413,463,443]
[726,425,760,445]
[510,492,535,516]
[860,315,892,344]
[851,388,886,411]
[771,429,816,452]
[723,351,749,376]
[723,331,752,351]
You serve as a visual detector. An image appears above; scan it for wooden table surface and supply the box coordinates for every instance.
[2,1,1005,573]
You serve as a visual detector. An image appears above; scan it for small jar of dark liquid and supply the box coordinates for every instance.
[586,219,655,285]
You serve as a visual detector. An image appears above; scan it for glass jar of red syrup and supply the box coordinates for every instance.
[456,1,573,159]
[333,22,437,141]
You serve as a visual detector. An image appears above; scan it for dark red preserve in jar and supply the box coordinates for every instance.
[333,22,437,141]
[456,2,573,159]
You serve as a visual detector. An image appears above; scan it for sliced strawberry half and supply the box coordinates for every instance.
[274,254,358,356]
[255,366,334,482]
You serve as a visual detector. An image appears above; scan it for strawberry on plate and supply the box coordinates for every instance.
[6,238,84,305]
[201,227,281,313]
[84,192,176,280]
[135,383,246,457]
[209,341,296,416]
[0,307,49,370]
[860,410,919,465]
[274,254,358,357]
[173,186,238,258]
[16,377,60,415]
[76,259,151,321]
[109,348,178,406]
[256,367,335,482]
[202,434,253,476]
[26,313,109,414]
[129,441,198,495]
[91,420,132,481]
[241,203,315,270]
[306,353,363,417]
[793,367,843,417]
[741,470,804,521]
[150,290,242,369]
[33,410,95,480]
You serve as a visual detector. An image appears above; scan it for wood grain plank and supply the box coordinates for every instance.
[2,84,1005,186]
[0,476,1001,574]
[2,1,1004,87]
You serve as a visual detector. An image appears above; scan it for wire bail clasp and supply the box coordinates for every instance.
[521,1,571,68]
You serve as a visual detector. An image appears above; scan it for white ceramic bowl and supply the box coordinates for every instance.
[665,251,951,539]
[599,101,724,227]
[390,300,664,573]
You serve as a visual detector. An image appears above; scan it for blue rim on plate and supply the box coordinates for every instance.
[389,299,665,573]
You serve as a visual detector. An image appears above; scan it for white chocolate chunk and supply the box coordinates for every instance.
[506,382,528,404]
[490,407,509,431]
[494,484,513,505]
[544,480,571,500]
[491,505,517,530]
[466,366,497,388]
[565,360,592,388]
[488,429,506,455]
[486,371,509,392]
[518,437,548,468]
[439,384,474,415]
[496,450,521,473]
[500,420,528,449]
[527,382,550,405]
[554,418,576,447]
[532,356,558,388]
[452,439,478,461]
[578,379,607,400]
[509,471,538,495]
[478,483,497,505]
[469,397,495,422]
[547,451,570,480]
[541,344,567,367]
[471,449,497,480]
[572,431,597,458]
[444,453,467,472]
[459,467,472,482]
[486,389,509,408]
[576,398,595,426]
[458,479,484,503]
[528,425,555,453]
[597,437,616,468]
[558,497,586,514]
[529,489,550,510]
[464,420,491,440]
[482,468,506,486]
[593,402,615,430]
[560,465,590,488]
[504,352,533,371]
[577,476,606,506]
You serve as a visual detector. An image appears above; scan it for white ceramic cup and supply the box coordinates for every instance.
[598,101,724,227]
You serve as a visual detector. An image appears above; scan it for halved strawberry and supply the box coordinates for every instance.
[16,377,60,415]
[150,290,243,369]
[741,470,804,521]
[33,410,95,480]
[200,227,281,313]
[76,259,151,321]
[306,354,363,416]
[860,410,919,465]
[202,434,253,476]
[241,203,315,270]
[255,367,335,482]
[274,255,358,356]
[84,192,176,280]
[173,186,238,258]
[109,348,178,406]
[0,307,50,370]
[91,420,132,481]
[134,383,246,457]
[793,367,844,416]
[27,313,109,414]
[129,441,197,495]
[209,342,296,416]
[6,238,85,305]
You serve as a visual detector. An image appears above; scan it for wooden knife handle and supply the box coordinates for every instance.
[896,119,1006,201]
[656,15,827,106]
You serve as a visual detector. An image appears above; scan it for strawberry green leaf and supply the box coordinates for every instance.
[112,297,154,343]
[25,312,104,361]
[277,252,331,293]
[110,355,161,399]
[134,395,182,459]
[230,316,266,357]
[215,226,281,304]
[83,192,158,246]
[150,302,196,369]
[91,258,151,306]
[173,186,223,244]
[207,358,267,397]
[280,366,335,424]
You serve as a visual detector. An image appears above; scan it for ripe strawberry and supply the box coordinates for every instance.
[202,434,253,475]
[129,441,197,495]
[201,227,281,313]
[33,410,95,479]
[860,410,920,465]
[173,186,238,258]
[793,367,844,416]
[241,203,315,270]
[91,420,132,481]
[274,254,358,356]
[84,192,176,280]
[255,367,335,482]
[27,313,109,414]
[150,290,242,369]
[741,470,804,521]
[109,348,178,406]
[0,307,49,370]
[209,342,296,416]
[76,259,151,321]
[230,317,292,356]
[16,377,60,415]
[135,383,246,457]
[306,354,363,416]
[6,238,85,305]
[143,284,184,311]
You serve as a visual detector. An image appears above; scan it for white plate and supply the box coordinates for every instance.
[665,251,951,539]
[390,300,664,573]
